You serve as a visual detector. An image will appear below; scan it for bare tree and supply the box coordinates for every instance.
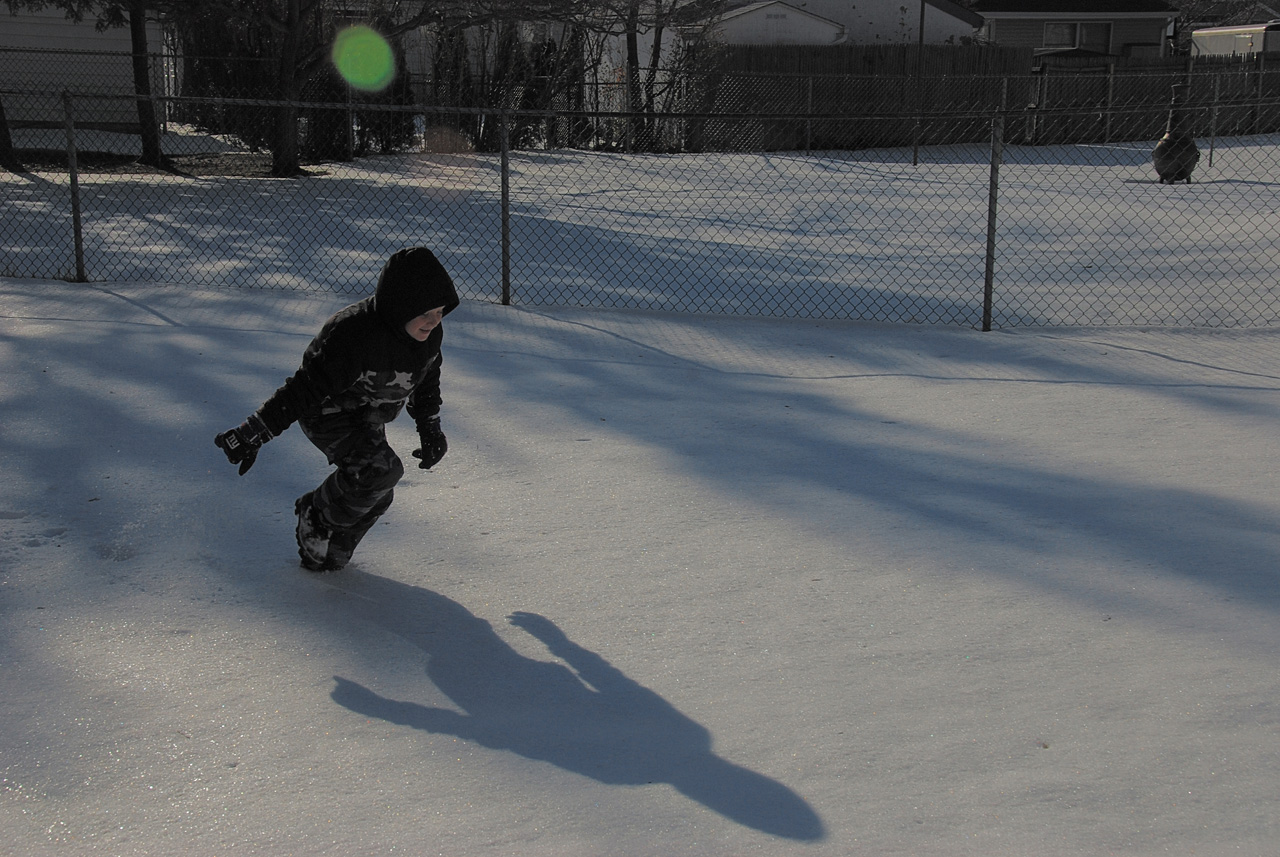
[577,0,726,150]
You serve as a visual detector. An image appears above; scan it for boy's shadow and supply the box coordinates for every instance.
[325,573,825,841]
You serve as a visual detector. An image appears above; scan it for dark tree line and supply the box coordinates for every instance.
[2,1,729,174]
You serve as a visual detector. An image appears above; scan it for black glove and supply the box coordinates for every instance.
[214,414,272,476]
[412,416,448,470]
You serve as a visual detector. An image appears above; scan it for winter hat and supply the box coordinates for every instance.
[373,247,460,330]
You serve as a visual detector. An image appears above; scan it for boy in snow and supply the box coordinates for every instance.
[215,247,461,571]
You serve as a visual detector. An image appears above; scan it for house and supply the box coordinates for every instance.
[675,0,982,47]
[779,0,985,44]
[704,1,847,45]
[970,0,1179,57]
[0,7,168,129]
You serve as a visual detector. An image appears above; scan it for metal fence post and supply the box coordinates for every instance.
[1255,53,1266,135]
[983,84,1006,332]
[912,1,925,166]
[61,91,86,283]
[1104,62,1115,143]
[1209,73,1219,169]
[500,108,511,306]
[805,76,813,152]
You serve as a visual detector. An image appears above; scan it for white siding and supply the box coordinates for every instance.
[791,0,980,44]
[713,6,846,45]
[1191,24,1280,57]
[0,8,166,128]
[1,7,141,50]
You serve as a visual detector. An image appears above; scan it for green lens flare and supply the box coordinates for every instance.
[332,25,394,92]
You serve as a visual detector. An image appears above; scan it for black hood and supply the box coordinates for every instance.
[372,247,460,333]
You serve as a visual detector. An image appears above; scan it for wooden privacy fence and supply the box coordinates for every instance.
[686,52,1280,151]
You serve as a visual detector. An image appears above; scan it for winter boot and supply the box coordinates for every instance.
[319,489,392,571]
[295,492,337,571]
[324,528,358,571]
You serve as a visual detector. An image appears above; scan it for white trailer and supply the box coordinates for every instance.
[1190,21,1280,57]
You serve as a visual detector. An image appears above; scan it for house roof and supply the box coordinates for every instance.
[924,0,987,27]
[718,0,983,27]
[971,0,1177,12]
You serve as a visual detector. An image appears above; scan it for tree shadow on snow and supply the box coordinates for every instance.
[326,573,825,841]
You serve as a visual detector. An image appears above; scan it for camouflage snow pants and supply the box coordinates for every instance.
[299,411,405,564]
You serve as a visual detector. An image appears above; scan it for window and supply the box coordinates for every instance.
[1044,23,1076,48]
[1043,21,1112,51]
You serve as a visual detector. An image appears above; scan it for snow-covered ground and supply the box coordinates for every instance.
[2,278,1278,856]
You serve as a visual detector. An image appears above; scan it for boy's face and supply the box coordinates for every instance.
[404,306,446,341]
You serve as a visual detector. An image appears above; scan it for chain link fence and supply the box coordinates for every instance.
[2,81,1278,328]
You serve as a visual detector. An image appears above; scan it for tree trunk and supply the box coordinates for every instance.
[128,4,165,168]
[271,0,305,177]
[625,0,641,151]
[641,0,674,149]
